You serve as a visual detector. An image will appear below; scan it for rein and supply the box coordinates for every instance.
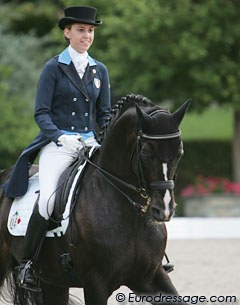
[82,153,149,212]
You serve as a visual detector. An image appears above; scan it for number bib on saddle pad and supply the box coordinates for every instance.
[7,145,99,238]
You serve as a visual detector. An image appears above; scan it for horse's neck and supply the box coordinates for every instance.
[99,111,136,178]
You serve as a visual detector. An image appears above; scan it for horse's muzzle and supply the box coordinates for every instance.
[150,205,173,222]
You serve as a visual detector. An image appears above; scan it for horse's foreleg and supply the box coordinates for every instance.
[84,286,109,305]
[83,272,110,305]
[41,281,69,305]
[133,267,188,305]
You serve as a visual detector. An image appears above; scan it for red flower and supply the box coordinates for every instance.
[180,176,240,198]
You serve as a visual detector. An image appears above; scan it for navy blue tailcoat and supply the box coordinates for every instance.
[4,48,111,198]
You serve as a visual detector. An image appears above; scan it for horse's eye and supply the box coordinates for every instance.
[141,152,153,161]
[177,143,184,158]
[141,151,155,163]
[141,143,154,159]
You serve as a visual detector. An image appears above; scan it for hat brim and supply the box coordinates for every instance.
[58,17,102,30]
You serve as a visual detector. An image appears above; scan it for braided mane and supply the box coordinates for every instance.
[98,94,154,144]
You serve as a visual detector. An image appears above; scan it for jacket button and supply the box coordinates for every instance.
[85,98,89,102]
[85,113,88,117]
[84,127,88,131]
[72,112,76,116]
[73,97,77,101]
[71,126,75,130]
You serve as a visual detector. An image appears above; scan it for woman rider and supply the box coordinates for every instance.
[4,6,111,291]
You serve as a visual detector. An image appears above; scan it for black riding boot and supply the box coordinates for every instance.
[163,263,174,273]
[163,253,174,273]
[16,206,49,292]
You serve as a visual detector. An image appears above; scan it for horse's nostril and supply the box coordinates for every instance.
[152,207,160,215]
[151,206,163,222]
[151,205,172,222]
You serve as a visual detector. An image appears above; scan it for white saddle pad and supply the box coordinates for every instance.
[7,146,98,237]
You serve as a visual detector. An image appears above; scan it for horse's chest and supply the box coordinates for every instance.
[134,226,167,260]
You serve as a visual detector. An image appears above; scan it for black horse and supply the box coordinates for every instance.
[0,94,190,305]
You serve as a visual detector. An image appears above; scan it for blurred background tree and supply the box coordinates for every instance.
[0,0,239,184]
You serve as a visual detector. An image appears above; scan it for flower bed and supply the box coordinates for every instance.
[180,176,240,217]
[180,176,240,198]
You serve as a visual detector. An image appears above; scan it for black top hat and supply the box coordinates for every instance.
[58,6,102,30]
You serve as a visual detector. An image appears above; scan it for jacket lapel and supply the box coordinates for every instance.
[58,62,89,99]
[83,55,98,86]
[83,64,95,86]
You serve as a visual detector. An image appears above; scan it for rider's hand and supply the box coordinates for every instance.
[57,134,82,152]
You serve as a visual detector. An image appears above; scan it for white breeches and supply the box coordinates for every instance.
[38,137,99,220]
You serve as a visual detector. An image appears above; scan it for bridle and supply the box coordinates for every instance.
[133,130,181,199]
[133,109,181,200]
[82,109,181,213]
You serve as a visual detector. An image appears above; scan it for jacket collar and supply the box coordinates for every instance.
[58,48,97,67]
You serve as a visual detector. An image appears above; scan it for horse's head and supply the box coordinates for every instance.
[135,100,190,222]
[98,94,190,223]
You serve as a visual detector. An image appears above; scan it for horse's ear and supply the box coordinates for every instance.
[136,104,152,130]
[172,99,191,127]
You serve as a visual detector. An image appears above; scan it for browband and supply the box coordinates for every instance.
[139,130,181,140]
